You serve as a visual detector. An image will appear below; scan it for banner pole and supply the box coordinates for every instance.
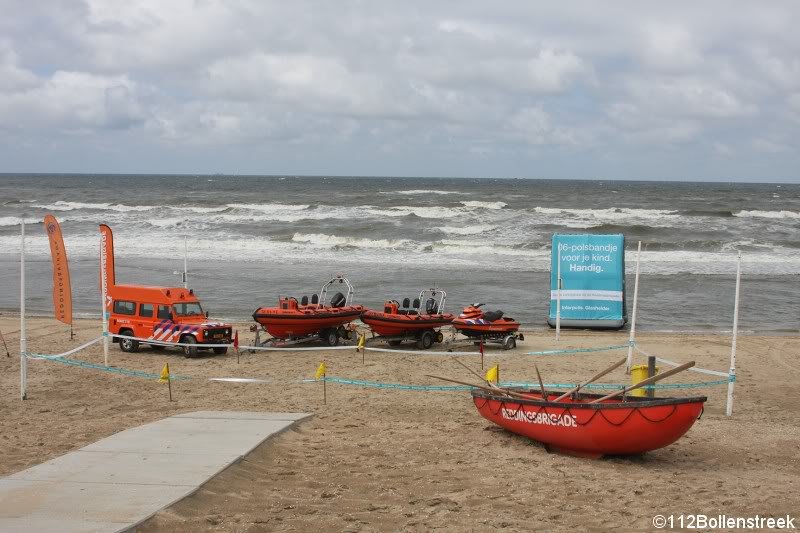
[183,233,188,288]
[20,218,27,400]
[626,241,642,373]
[100,236,109,366]
[555,247,562,341]
[726,252,741,417]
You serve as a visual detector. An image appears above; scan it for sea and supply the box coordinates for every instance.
[0,174,798,333]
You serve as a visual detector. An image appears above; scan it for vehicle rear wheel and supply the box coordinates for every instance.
[416,330,434,350]
[213,347,228,355]
[503,336,516,351]
[323,329,339,347]
[182,335,198,358]
[119,330,139,353]
[387,339,402,347]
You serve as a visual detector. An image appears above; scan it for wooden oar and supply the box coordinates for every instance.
[426,374,532,400]
[552,356,627,402]
[589,361,695,404]
[452,357,505,391]
[534,364,548,400]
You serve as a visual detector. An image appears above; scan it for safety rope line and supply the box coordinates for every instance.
[633,344,729,377]
[27,355,190,380]
[24,337,103,359]
[523,344,630,356]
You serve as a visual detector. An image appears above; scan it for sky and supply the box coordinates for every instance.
[0,1,799,182]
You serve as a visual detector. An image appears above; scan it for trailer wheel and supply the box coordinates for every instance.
[337,326,351,340]
[182,335,198,358]
[435,331,444,343]
[417,330,434,350]
[324,329,339,347]
[119,329,139,353]
[503,336,516,351]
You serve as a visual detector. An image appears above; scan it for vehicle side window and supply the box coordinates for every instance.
[157,305,172,320]
[113,300,136,316]
[139,303,154,318]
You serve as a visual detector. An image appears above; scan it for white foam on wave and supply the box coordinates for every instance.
[460,200,507,210]
[366,206,463,219]
[438,224,494,235]
[0,216,41,227]
[291,233,413,249]
[228,203,310,212]
[32,201,155,212]
[534,206,678,220]
[734,209,800,220]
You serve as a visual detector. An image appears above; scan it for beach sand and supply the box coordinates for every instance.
[1,316,798,531]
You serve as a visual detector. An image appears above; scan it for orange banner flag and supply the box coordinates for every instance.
[43,215,73,325]
[99,224,116,314]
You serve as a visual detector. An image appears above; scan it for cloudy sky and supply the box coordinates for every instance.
[1,1,799,181]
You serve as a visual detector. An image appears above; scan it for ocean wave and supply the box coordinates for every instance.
[291,233,413,249]
[380,189,463,195]
[734,209,800,220]
[0,216,41,227]
[438,224,495,235]
[32,201,155,212]
[228,203,311,212]
[534,206,679,219]
[460,201,507,209]
[366,206,463,219]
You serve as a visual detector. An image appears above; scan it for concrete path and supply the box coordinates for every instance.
[0,411,310,533]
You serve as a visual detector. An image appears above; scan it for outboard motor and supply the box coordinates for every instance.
[330,292,346,308]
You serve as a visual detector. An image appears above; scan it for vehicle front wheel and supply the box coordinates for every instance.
[182,335,198,358]
[119,330,139,353]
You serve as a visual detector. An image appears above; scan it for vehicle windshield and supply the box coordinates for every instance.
[174,302,204,316]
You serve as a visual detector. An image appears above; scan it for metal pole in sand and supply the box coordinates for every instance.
[20,218,27,400]
[726,252,741,417]
[626,241,642,373]
[100,236,109,366]
[555,247,562,341]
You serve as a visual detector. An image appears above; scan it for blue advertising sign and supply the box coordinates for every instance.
[548,234,626,329]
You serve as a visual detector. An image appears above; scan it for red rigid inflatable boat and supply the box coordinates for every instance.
[472,388,705,458]
[252,275,363,346]
[361,289,454,349]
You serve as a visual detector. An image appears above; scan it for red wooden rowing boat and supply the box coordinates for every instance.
[472,389,705,458]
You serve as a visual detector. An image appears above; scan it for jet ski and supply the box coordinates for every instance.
[452,303,522,350]
[361,289,454,349]
[252,275,363,346]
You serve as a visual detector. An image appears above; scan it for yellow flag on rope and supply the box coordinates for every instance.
[315,361,327,380]
[357,333,366,351]
[485,364,498,384]
[159,363,170,383]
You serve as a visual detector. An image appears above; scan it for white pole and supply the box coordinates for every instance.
[100,237,109,366]
[555,247,562,341]
[183,234,188,288]
[726,251,742,417]
[20,219,27,400]
[626,241,642,373]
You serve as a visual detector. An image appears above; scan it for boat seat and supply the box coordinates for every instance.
[311,294,319,304]
[402,297,411,309]
[412,298,420,309]
[300,295,309,306]
[483,310,504,322]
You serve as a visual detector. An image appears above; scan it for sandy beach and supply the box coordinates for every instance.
[1,315,798,531]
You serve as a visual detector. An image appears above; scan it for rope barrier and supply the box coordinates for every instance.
[25,337,103,360]
[28,355,190,380]
[634,344,729,377]
[522,344,630,356]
